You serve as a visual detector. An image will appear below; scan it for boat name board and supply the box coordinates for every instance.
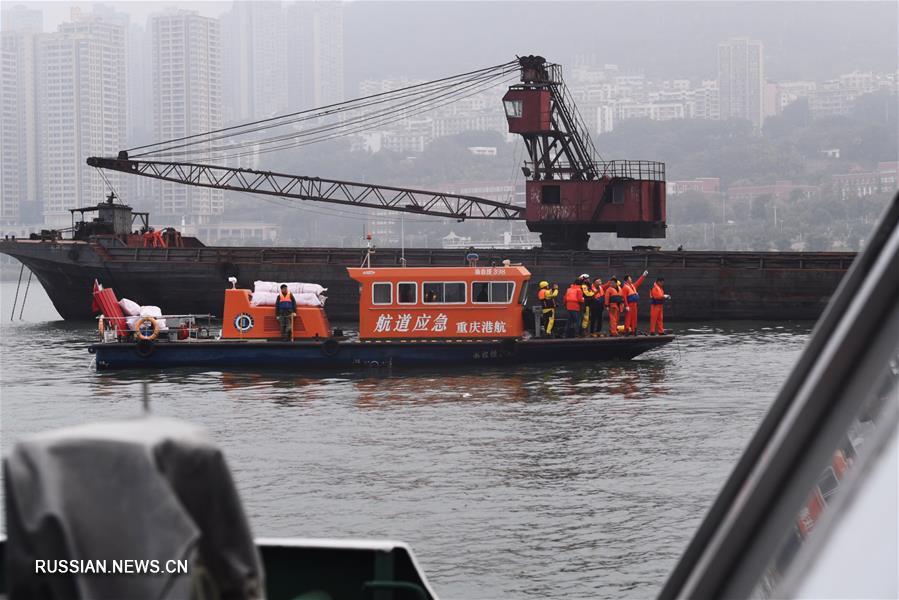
[373,312,508,335]
[473,268,507,276]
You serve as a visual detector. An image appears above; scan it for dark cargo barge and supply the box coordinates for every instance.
[1,232,853,322]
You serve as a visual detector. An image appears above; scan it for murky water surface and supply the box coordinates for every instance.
[0,281,811,598]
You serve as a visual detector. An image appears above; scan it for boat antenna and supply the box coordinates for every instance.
[362,233,375,268]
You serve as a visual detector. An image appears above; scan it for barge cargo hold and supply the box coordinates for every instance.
[1,238,854,322]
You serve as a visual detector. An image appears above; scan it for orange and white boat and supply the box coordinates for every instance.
[89,264,674,371]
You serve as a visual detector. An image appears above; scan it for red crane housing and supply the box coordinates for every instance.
[503,55,666,249]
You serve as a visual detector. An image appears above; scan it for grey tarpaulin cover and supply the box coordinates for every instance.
[4,417,265,599]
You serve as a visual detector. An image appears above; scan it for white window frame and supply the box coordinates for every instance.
[372,282,392,305]
[503,99,523,118]
[422,281,467,305]
[397,281,417,305]
[472,281,516,304]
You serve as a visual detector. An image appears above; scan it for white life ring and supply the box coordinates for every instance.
[234,312,254,333]
[135,316,160,341]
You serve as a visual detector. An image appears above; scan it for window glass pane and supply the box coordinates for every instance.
[423,282,442,303]
[445,282,465,303]
[398,282,416,304]
[503,99,522,118]
[518,281,530,304]
[491,281,514,303]
[472,282,490,303]
[372,282,391,304]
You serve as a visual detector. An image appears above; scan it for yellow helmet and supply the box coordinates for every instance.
[539,281,549,289]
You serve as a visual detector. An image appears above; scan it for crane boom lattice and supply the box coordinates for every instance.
[86,156,523,221]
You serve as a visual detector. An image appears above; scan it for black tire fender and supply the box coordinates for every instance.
[501,337,518,356]
[135,338,156,358]
[321,338,340,357]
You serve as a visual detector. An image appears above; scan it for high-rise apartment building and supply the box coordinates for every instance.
[222,1,288,122]
[0,5,42,224]
[36,11,127,225]
[285,2,344,110]
[150,10,223,222]
[1,5,43,32]
[717,37,764,129]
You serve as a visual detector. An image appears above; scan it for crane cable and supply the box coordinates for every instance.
[129,60,518,159]
[134,67,511,159]
[139,69,512,160]
[189,75,517,163]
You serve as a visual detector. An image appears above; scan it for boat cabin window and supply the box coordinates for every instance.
[472,281,515,304]
[518,281,530,304]
[372,282,392,305]
[398,282,417,304]
[423,282,466,304]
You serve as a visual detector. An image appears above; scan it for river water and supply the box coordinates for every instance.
[0,280,813,599]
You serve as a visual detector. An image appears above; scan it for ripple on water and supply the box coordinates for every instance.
[0,287,811,599]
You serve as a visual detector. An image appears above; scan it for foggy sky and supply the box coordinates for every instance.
[24,1,899,89]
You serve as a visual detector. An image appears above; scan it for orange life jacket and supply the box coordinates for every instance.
[605,284,623,306]
[538,288,557,309]
[650,283,665,305]
[564,285,583,310]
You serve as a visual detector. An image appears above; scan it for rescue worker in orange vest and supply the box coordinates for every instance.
[578,274,595,336]
[588,277,606,335]
[604,277,625,336]
[276,283,297,340]
[563,279,584,338]
[622,270,649,335]
[649,277,671,335]
[537,281,559,336]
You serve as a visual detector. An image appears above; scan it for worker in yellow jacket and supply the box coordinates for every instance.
[537,281,559,335]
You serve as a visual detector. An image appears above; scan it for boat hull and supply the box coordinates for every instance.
[89,335,674,371]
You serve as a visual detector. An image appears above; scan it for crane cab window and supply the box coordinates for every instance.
[472,281,515,304]
[398,282,416,304]
[504,99,523,118]
[372,282,392,305]
[541,185,561,205]
[423,282,466,304]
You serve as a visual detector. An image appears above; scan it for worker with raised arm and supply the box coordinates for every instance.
[578,274,595,337]
[537,281,559,336]
[275,283,297,340]
[649,277,670,335]
[604,277,625,337]
[622,270,649,335]
[589,277,606,335]
[563,279,584,338]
